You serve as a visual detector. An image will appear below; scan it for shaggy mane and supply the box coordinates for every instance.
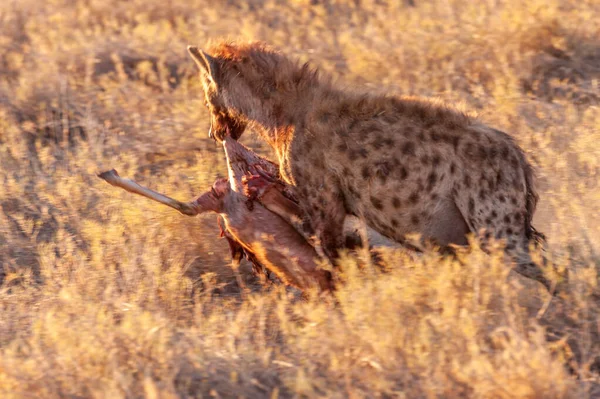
[207,39,322,91]
[207,40,278,62]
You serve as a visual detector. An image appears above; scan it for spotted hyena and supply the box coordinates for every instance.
[187,41,563,293]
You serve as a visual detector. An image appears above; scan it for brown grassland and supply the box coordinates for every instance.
[0,0,599,397]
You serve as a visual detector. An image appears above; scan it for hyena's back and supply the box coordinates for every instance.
[288,95,538,255]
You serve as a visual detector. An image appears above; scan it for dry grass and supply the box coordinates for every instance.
[0,0,599,397]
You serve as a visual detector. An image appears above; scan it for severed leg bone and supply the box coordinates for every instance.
[98,169,201,216]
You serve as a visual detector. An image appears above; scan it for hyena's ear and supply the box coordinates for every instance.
[187,46,221,83]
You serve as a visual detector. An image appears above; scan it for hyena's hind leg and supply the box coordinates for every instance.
[504,239,557,293]
[471,216,562,294]
[502,227,568,296]
[453,191,564,295]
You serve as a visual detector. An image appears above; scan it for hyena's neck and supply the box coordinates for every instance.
[249,81,332,149]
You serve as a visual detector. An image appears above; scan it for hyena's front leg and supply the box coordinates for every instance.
[301,180,347,262]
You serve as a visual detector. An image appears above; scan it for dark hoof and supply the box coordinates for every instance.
[98,169,120,184]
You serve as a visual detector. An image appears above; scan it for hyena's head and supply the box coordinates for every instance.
[188,41,309,142]
[188,45,247,141]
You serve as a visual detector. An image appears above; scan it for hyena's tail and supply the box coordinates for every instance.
[522,157,571,298]
[522,161,546,247]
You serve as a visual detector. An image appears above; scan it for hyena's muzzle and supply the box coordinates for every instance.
[209,110,247,142]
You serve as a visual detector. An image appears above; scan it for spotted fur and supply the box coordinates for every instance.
[187,40,561,293]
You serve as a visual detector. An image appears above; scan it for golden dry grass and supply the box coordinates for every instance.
[0,0,599,397]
